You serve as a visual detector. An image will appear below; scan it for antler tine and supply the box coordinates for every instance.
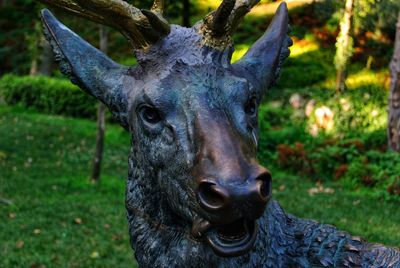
[151,0,165,14]
[37,0,170,49]
[201,0,261,49]
[141,9,170,36]
[229,0,260,32]
[142,0,169,36]
[210,0,236,36]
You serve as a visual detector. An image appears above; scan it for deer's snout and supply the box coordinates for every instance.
[197,170,272,222]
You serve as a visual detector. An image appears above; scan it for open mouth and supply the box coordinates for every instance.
[205,218,258,257]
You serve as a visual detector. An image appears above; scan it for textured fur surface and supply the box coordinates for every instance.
[40,5,400,268]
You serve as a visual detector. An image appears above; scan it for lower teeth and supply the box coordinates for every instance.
[217,232,246,241]
[216,221,248,241]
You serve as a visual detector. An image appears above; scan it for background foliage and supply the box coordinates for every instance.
[0,75,97,118]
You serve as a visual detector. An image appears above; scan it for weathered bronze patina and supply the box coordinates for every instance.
[39,0,399,266]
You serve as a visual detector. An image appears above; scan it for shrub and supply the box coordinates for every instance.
[276,84,388,137]
[258,103,312,156]
[0,74,97,119]
[308,139,363,181]
[270,133,400,200]
[342,151,400,200]
[277,142,312,174]
[279,56,328,89]
[274,138,363,180]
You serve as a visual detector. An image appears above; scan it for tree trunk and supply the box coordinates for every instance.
[29,20,40,76]
[388,12,400,152]
[29,18,51,76]
[29,58,38,76]
[0,0,9,7]
[335,69,346,92]
[90,25,107,183]
[334,0,354,92]
[182,0,190,27]
[38,34,54,76]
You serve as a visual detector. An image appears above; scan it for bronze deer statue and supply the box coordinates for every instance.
[38,0,399,267]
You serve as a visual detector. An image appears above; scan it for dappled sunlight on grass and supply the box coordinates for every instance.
[346,69,388,89]
[250,0,314,17]
[196,0,219,11]
[319,68,389,89]
[231,44,249,63]
[196,0,314,17]
[231,38,320,64]
[289,39,319,58]
[332,102,387,134]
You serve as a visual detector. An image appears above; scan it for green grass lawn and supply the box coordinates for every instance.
[0,106,399,267]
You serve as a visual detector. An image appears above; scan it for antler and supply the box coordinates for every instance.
[201,0,261,49]
[37,0,170,49]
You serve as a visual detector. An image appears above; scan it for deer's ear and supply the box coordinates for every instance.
[41,9,133,129]
[232,3,292,96]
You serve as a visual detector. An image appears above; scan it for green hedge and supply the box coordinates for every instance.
[0,75,97,119]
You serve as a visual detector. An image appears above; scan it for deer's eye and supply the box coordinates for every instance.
[244,97,257,116]
[140,105,162,124]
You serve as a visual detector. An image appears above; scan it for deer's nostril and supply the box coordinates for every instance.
[256,172,272,201]
[198,181,227,211]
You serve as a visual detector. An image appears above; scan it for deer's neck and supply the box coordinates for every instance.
[126,152,210,266]
[125,153,177,222]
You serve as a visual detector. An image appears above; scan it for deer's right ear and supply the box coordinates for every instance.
[41,9,134,129]
[231,3,291,97]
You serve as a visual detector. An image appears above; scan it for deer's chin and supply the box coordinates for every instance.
[205,218,258,257]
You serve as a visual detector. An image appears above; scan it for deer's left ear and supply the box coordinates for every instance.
[41,9,135,129]
[232,3,292,96]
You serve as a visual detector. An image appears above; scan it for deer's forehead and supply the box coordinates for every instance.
[163,64,249,93]
[135,65,250,105]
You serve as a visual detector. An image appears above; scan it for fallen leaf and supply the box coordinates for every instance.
[74,218,82,225]
[104,224,110,229]
[324,188,334,194]
[90,251,100,259]
[307,184,334,196]
[9,213,16,219]
[16,240,24,249]
[34,229,41,235]
[29,263,46,268]
[307,187,319,196]
[278,185,286,191]
[112,233,123,241]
